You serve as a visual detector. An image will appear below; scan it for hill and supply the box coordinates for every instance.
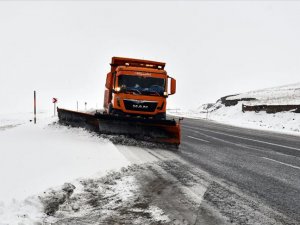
[172,83,300,135]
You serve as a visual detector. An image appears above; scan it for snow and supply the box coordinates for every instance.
[0,112,32,128]
[0,111,131,224]
[0,196,44,225]
[40,163,173,224]
[170,83,300,136]
[148,205,170,223]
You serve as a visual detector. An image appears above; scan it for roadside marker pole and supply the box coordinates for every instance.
[34,90,36,124]
[85,102,87,111]
[52,98,58,117]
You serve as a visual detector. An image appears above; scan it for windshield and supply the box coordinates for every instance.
[118,75,165,96]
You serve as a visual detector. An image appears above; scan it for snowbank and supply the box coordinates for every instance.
[0,112,130,224]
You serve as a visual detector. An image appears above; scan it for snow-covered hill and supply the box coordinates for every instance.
[226,82,300,105]
[171,83,300,135]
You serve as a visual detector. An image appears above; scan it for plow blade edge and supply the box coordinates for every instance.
[96,113,180,146]
[57,108,180,146]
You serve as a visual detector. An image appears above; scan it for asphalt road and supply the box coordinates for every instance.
[179,118,300,224]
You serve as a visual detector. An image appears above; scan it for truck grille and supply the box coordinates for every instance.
[123,99,158,112]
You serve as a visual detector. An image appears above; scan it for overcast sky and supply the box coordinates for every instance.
[0,1,299,113]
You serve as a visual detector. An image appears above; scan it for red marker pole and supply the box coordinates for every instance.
[52,98,58,117]
[34,90,36,124]
[54,102,56,116]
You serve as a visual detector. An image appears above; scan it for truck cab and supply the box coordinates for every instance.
[104,57,176,119]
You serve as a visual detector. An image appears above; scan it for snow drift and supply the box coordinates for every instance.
[0,112,130,224]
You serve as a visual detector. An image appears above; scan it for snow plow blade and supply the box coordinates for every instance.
[96,113,180,146]
[57,108,181,147]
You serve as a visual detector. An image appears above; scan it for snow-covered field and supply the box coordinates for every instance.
[0,111,177,225]
[0,112,131,224]
[170,83,300,136]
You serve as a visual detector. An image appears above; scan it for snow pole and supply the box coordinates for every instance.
[34,90,36,124]
[52,98,58,117]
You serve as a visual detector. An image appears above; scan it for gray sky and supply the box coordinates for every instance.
[0,1,300,113]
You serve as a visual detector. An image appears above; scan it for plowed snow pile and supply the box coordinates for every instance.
[172,83,300,135]
[0,112,130,224]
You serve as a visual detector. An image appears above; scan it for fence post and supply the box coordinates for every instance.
[34,90,36,124]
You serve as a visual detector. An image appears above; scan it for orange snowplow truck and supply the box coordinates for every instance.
[57,57,181,147]
[103,57,176,119]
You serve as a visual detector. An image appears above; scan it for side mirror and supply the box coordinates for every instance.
[105,73,113,89]
[170,77,176,95]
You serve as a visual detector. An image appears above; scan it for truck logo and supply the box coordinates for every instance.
[132,104,148,109]
[136,72,151,76]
